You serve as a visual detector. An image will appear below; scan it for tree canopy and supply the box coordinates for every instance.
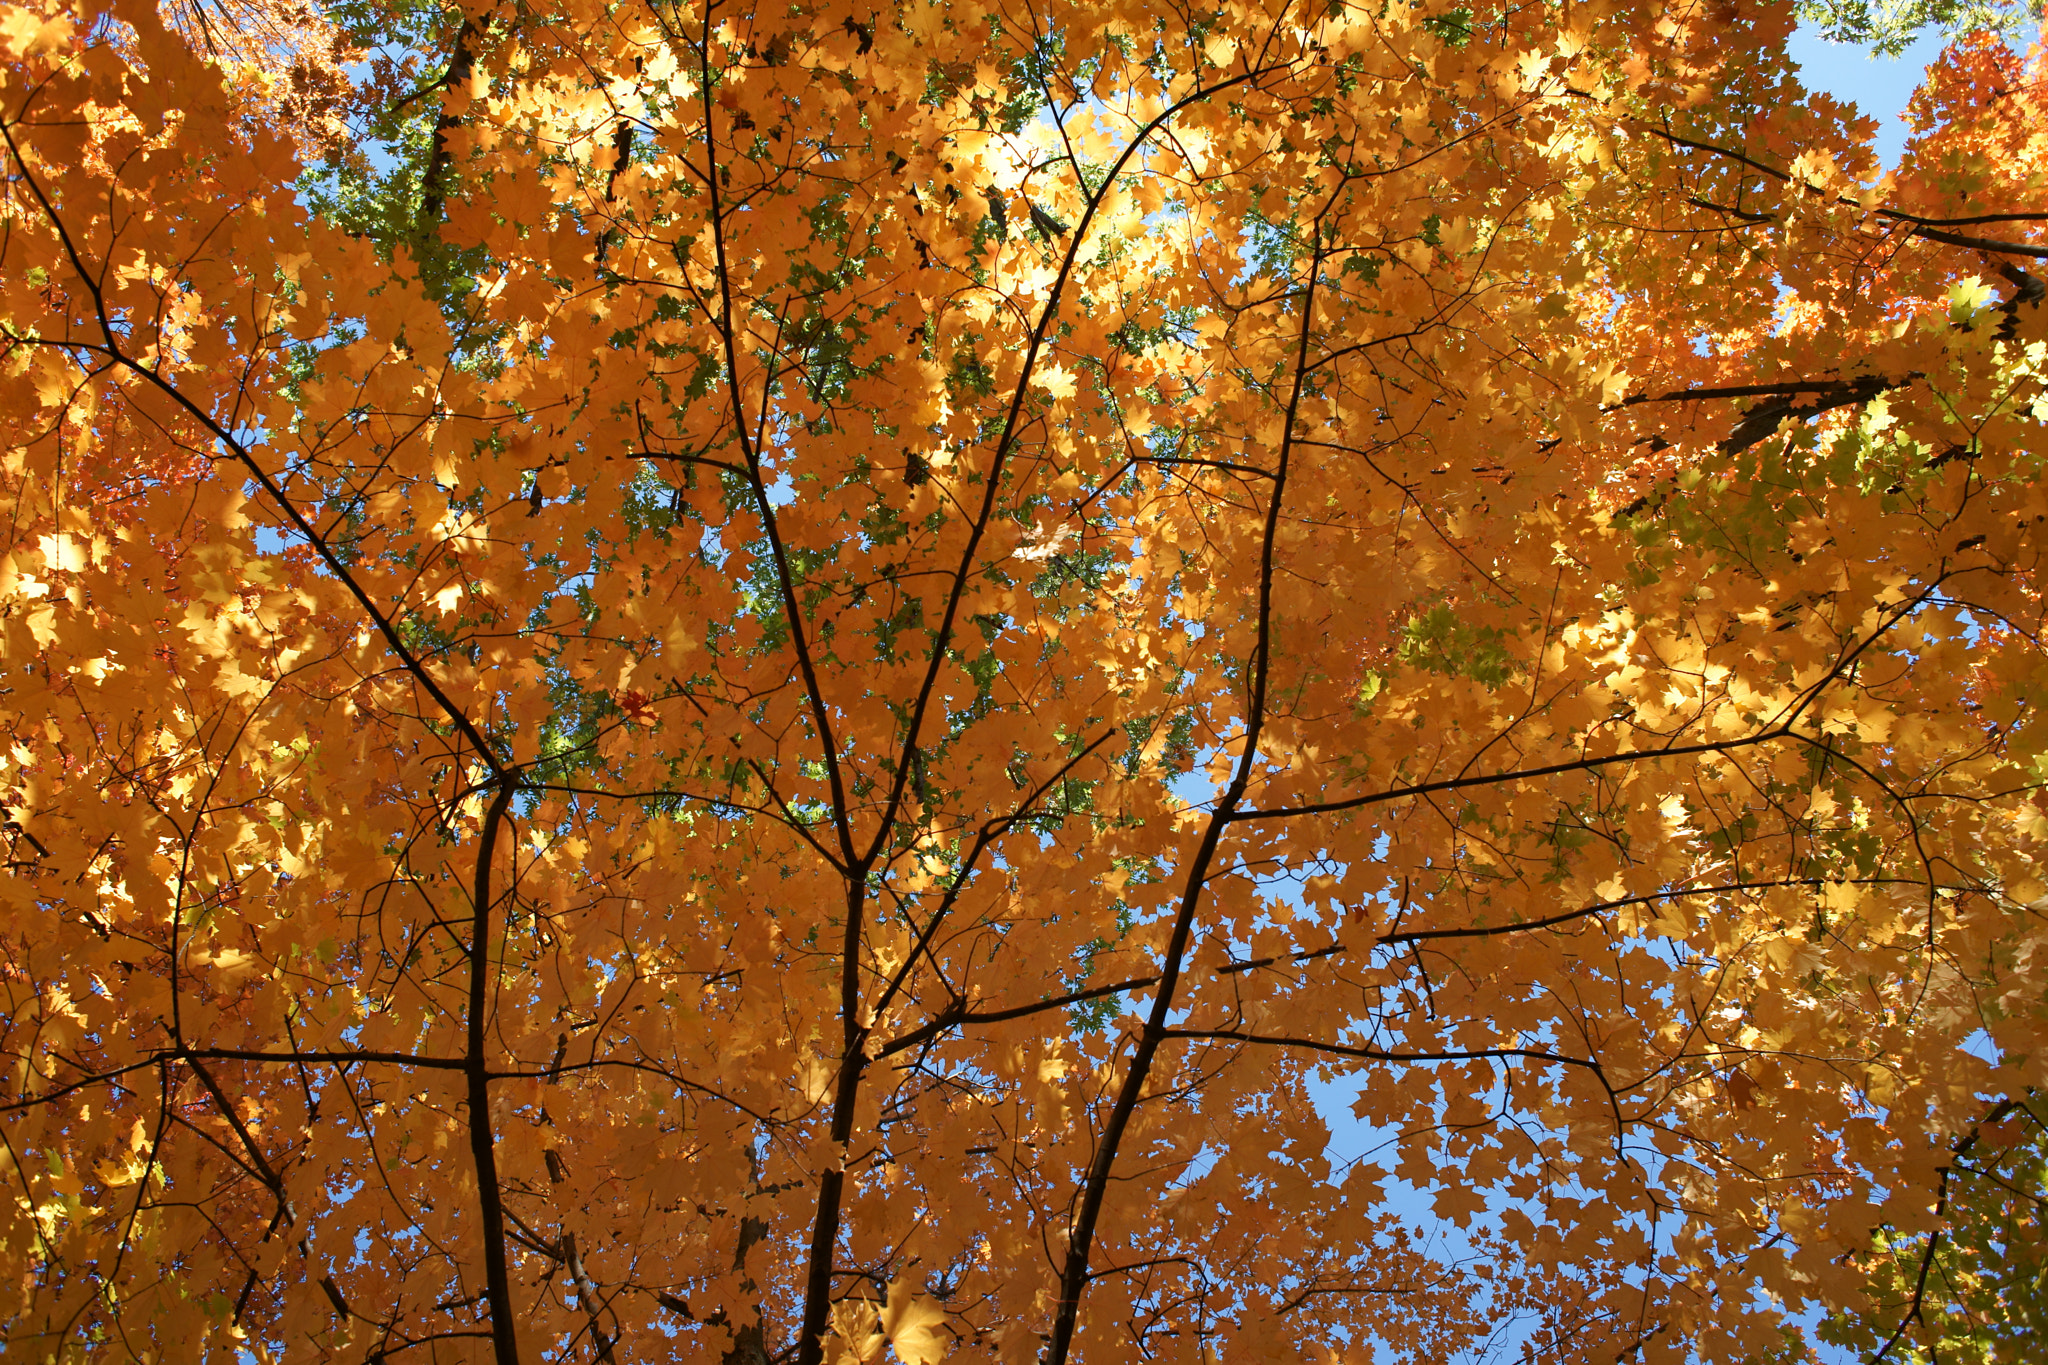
[1794,0,2042,57]
[3,1,2047,1362]
[1818,1093,2048,1363]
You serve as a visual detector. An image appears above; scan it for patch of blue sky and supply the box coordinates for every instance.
[1788,18,2045,170]
[1220,834,1879,1358]
[1789,26,1948,171]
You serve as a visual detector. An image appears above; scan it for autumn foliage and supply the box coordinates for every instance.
[3,0,2048,1360]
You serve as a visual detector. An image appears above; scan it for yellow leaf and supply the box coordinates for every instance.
[881,1285,948,1365]
[1032,363,1076,401]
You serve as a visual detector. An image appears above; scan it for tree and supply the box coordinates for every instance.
[1793,0,2043,59]
[3,1,2046,1362]
[1817,1094,2048,1363]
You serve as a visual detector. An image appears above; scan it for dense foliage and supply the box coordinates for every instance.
[3,1,2047,1362]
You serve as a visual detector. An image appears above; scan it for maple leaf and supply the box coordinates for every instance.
[1032,362,1078,401]
[880,1284,949,1365]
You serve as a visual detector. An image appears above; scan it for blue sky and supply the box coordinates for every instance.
[1787,26,1948,168]
[1788,19,2043,167]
